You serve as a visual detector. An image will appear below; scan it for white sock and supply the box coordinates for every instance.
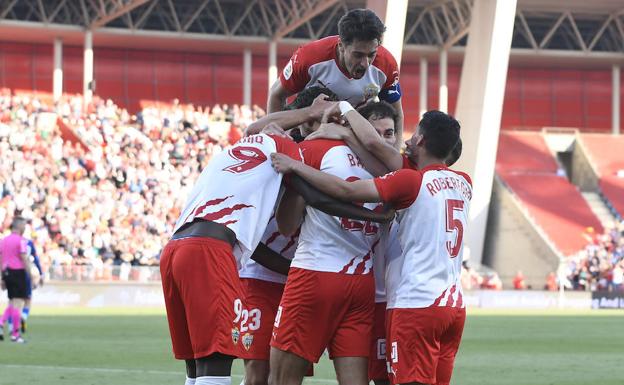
[185,376,196,385]
[194,376,231,385]
[239,379,245,385]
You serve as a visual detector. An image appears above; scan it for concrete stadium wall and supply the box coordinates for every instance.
[482,177,560,289]
[570,137,600,192]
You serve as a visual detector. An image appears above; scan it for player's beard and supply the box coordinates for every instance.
[352,66,366,79]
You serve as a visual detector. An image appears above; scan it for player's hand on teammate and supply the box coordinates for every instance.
[305,122,350,141]
[309,94,338,121]
[271,153,298,174]
[261,122,289,138]
[320,102,344,125]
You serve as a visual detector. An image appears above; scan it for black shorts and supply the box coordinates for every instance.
[2,269,29,299]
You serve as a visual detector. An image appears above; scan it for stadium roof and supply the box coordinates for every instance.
[0,0,622,65]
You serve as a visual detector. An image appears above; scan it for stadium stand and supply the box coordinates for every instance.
[564,222,624,292]
[0,89,265,281]
[495,131,603,256]
[577,134,624,218]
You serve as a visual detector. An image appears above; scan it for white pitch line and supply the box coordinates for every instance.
[0,364,338,384]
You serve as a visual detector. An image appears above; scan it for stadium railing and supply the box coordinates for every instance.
[46,264,161,283]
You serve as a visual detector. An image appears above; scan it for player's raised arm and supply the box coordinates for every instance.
[272,153,382,204]
[267,80,293,113]
[306,122,390,177]
[339,102,403,172]
[246,94,336,136]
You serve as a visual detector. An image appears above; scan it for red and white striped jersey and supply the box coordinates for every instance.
[374,220,401,303]
[279,36,401,108]
[174,133,302,267]
[238,216,299,284]
[374,165,472,309]
[292,139,383,274]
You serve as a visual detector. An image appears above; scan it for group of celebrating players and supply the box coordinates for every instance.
[160,8,471,385]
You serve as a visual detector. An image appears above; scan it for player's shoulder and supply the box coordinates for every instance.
[300,139,346,167]
[448,169,473,187]
[300,138,345,154]
[295,36,339,66]
[379,167,421,181]
[372,45,399,75]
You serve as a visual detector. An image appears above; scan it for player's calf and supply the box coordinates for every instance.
[243,359,270,385]
[268,347,311,385]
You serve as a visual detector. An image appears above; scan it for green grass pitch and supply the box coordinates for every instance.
[0,307,623,385]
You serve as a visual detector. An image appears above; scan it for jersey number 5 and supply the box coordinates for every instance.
[445,199,465,258]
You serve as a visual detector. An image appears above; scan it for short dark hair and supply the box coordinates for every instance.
[446,137,462,167]
[357,101,397,128]
[285,86,338,110]
[338,9,386,45]
[418,110,460,159]
[11,217,25,231]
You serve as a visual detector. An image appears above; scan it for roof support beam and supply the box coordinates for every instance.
[274,0,338,39]
[588,15,613,51]
[182,0,211,32]
[90,0,149,29]
[539,12,566,49]
[566,12,587,51]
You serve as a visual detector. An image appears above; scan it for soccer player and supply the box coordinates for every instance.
[306,104,463,385]
[271,110,470,385]
[239,88,336,385]
[0,217,31,343]
[161,130,391,385]
[269,102,399,385]
[268,8,404,147]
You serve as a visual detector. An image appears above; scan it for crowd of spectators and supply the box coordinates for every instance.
[0,89,265,280]
[564,222,624,292]
[3,89,622,290]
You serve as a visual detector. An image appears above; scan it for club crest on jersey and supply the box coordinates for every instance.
[363,83,380,100]
[242,332,254,350]
[223,146,267,174]
[231,327,240,344]
[283,59,293,80]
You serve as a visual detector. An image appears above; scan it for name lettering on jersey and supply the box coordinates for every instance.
[224,146,267,174]
[239,135,264,144]
[347,153,363,168]
[425,176,472,201]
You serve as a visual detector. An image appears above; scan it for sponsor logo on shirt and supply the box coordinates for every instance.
[363,83,380,100]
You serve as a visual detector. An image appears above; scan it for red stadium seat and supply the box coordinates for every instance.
[578,134,624,217]
[497,131,603,255]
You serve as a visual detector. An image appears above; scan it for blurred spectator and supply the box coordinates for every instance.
[512,270,526,290]
[565,221,624,292]
[544,272,558,291]
[480,272,503,290]
[0,89,265,279]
